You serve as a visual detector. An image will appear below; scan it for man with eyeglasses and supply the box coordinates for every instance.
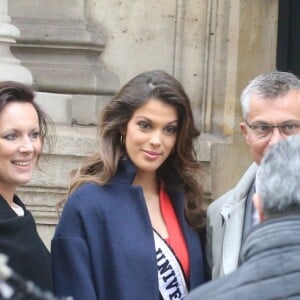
[188,135,300,300]
[206,71,300,280]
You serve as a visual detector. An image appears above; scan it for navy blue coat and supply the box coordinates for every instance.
[51,159,205,300]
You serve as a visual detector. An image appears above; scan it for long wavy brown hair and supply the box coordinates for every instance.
[63,70,206,230]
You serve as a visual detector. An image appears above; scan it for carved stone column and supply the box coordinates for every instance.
[0,0,32,83]
[8,0,119,125]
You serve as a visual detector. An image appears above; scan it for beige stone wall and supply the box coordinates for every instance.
[4,0,279,247]
[95,0,279,197]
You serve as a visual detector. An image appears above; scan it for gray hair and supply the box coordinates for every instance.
[256,135,300,218]
[240,71,300,119]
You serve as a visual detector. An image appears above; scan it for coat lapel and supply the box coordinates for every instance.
[218,163,257,275]
[220,197,246,275]
[0,195,17,220]
[167,188,205,287]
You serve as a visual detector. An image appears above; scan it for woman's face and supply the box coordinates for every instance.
[0,102,42,193]
[124,98,178,176]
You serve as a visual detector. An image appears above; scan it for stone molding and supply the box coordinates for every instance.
[10,17,119,95]
[0,0,32,83]
[8,0,119,125]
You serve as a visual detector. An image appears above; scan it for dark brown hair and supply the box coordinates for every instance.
[66,70,205,229]
[0,81,54,153]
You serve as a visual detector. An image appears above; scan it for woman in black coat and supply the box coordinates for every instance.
[0,81,53,293]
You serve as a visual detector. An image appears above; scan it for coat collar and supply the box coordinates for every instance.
[219,162,258,275]
[220,163,258,219]
[0,194,26,220]
[112,158,183,188]
[112,158,137,185]
[241,215,300,263]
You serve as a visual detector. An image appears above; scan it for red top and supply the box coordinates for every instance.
[159,185,190,278]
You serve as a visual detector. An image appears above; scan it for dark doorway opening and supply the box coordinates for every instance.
[277,0,300,77]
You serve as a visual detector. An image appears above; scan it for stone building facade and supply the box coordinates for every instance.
[1,0,278,247]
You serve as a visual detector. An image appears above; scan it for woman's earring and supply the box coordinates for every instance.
[120,135,125,147]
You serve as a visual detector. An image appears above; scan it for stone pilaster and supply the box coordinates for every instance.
[0,0,32,83]
[8,0,119,125]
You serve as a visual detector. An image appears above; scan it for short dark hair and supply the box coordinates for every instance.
[0,81,54,152]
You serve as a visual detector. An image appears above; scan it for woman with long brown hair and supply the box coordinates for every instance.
[52,70,207,300]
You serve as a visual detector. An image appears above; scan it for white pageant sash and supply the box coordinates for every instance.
[153,230,188,300]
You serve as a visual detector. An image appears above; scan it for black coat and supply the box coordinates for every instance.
[0,194,53,292]
[187,215,300,300]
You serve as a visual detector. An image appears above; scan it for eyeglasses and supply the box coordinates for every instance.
[245,120,300,139]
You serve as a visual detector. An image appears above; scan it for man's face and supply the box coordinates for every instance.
[240,89,300,164]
